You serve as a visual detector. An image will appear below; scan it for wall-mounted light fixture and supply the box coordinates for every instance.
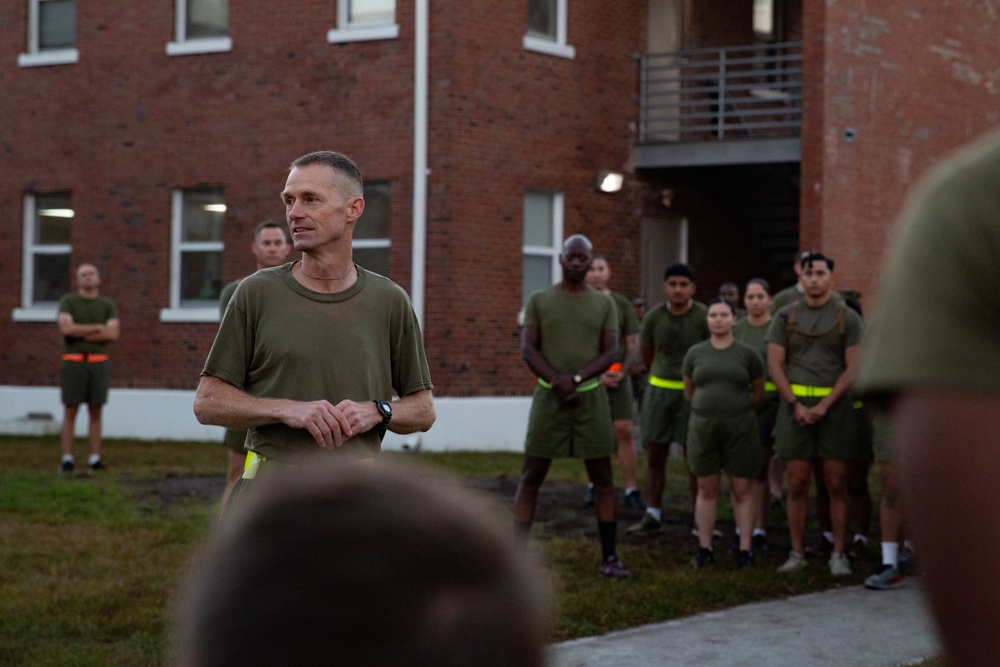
[596,170,624,193]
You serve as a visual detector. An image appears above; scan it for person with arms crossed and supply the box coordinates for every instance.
[217,220,292,506]
[193,151,435,508]
[583,253,645,511]
[767,252,863,576]
[513,234,630,579]
[628,264,710,536]
[57,263,120,472]
[855,130,1000,664]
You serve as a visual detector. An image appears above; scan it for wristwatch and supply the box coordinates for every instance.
[374,400,393,429]
[572,373,583,385]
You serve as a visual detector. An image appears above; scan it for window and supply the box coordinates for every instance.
[753,0,779,42]
[161,189,225,322]
[521,190,564,308]
[13,193,73,320]
[523,0,575,59]
[328,0,399,43]
[18,0,78,67]
[353,181,391,277]
[166,0,232,56]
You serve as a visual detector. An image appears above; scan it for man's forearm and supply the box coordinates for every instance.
[387,389,436,434]
[193,375,287,429]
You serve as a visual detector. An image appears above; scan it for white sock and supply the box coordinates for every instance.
[752,528,767,537]
[734,527,741,536]
[625,486,638,494]
[853,534,868,546]
[647,507,662,522]
[61,454,74,463]
[822,531,834,544]
[882,541,899,567]
[88,454,101,466]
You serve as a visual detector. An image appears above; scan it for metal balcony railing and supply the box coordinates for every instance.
[638,41,803,144]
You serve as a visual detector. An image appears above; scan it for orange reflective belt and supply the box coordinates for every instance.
[61,353,109,363]
[608,362,623,373]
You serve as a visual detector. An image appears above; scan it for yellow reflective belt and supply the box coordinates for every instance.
[853,400,864,409]
[242,452,263,480]
[790,383,833,397]
[764,381,777,393]
[538,377,602,393]
[649,375,685,390]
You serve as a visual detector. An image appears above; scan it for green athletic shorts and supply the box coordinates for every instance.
[854,404,875,465]
[524,385,614,459]
[224,428,249,453]
[774,395,858,461]
[640,385,690,445]
[607,377,634,422]
[60,358,111,406]
[686,410,762,478]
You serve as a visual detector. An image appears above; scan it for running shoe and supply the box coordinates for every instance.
[777,550,807,573]
[88,459,107,471]
[691,547,714,568]
[864,564,904,590]
[751,533,768,556]
[59,460,74,473]
[598,555,632,579]
[847,537,870,561]
[623,489,646,511]
[829,551,852,576]
[897,546,915,572]
[734,549,755,569]
[626,513,665,534]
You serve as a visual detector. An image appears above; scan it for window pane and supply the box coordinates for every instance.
[349,0,395,25]
[522,254,553,305]
[355,181,389,240]
[753,0,775,40]
[527,0,556,39]
[187,0,228,38]
[34,193,73,245]
[354,247,390,277]
[523,191,554,247]
[33,253,71,302]
[39,0,75,49]
[180,251,223,303]
[182,190,225,242]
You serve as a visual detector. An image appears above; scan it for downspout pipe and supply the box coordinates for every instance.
[411,0,429,330]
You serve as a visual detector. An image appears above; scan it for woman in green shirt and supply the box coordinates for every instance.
[683,299,766,569]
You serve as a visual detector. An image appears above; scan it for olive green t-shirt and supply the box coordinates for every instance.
[202,263,434,462]
[640,301,710,380]
[733,317,772,382]
[218,278,242,317]
[769,284,803,315]
[682,339,764,416]
[609,291,640,363]
[219,276,249,451]
[58,293,119,354]
[767,298,864,387]
[857,130,1000,397]
[523,285,616,373]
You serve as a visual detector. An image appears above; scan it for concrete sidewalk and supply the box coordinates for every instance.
[548,581,941,666]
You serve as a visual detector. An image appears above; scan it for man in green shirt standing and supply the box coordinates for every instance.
[628,264,709,535]
[217,220,292,506]
[767,252,863,576]
[194,151,435,507]
[514,234,630,579]
[57,264,120,472]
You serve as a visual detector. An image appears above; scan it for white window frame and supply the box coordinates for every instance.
[523,0,575,59]
[18,0,79,68]
[166,0,232,56]
[12,193,72,322]
[520,190,564,321]
[328,0,399,44]
[160,189,225,322]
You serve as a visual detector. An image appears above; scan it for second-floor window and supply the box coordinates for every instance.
[167,0,232,55]
[521,189,564,308]
[18,0,78,67]
[524,0,574,59]
[353,181,391,277]
[163,189,225,319]
[328,0,399,43]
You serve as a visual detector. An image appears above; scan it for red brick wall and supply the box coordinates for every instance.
[803,0,1000,307]
[0,0,648,398]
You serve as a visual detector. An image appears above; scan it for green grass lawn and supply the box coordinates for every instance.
[0,436,938,666]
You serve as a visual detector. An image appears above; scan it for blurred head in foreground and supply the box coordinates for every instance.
[172,458,551,667]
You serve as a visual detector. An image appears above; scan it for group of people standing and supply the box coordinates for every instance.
[516,238,906,590]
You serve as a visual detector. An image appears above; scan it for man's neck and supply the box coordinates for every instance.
[77,287,99,299]
[560,280,587,293]
[803,290,831,308]
[667,300,691,315]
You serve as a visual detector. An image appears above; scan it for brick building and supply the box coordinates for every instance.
[1,0,997,447]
